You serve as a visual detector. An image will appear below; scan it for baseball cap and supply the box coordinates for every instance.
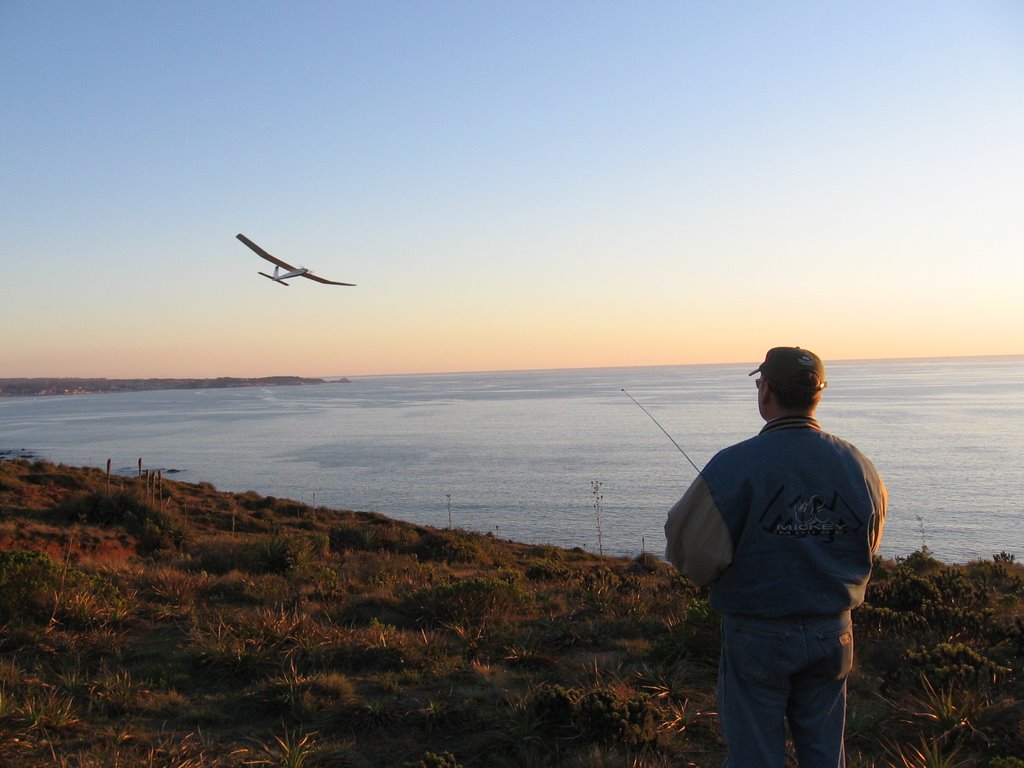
[749,347,827,392]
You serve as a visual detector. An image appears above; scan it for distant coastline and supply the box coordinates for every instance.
[0,376,349,397]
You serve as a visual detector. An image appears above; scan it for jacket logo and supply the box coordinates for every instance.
[759,491,864,543]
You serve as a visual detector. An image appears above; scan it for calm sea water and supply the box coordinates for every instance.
[2,358,1022,564]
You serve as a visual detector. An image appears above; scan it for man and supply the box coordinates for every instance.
[665,347,887,768]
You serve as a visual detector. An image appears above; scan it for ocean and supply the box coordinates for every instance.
[2,357,1022,564]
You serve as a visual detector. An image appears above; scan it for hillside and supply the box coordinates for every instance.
[0,458,1021,767]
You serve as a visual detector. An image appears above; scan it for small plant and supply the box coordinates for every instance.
[885,735,972,768]
[251,533,294,574]
[190,610,298,682]
[658,696,699,735]
[649,598,720,666]
[0,685,17,721]
[247,726,319,768]
[89,668,137,715]
[916,514,930,553]
[576,566,621,604]
[19,686,80,732]
[897,674,987,742]
[592,480,605,556]
[415,751,463,768]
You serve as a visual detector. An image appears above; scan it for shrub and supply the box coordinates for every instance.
[632,552,662,574]
[252,533,293,574]
[528,683,658,748]
[899,548,944,574]
[189,608,309,682]
[576,566,622,602]
[0,550,62,623]
[900,642,1013,690]
[968,559,1023,593]
[866,571,941,613]
[576,687,658,747]
[530,683,577,737]
[248,532,330,575]
[62,491,186,551]
[254,664,357,718]
[525,559,573,582]
[649,598,720,666]
[414,528,493,564]
[408,575,531,624]
[26,463,87,490]
[864,565,995,645]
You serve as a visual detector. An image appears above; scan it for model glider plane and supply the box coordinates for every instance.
[236,233,355,286]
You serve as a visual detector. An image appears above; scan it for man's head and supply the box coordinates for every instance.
[750,347,827,414]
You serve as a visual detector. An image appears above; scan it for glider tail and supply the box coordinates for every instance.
[258,272,289,286]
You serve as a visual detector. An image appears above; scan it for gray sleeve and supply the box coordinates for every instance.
[664,475,734,587]
[868,473,888,555]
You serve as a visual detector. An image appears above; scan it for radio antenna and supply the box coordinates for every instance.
[622,389,702,475]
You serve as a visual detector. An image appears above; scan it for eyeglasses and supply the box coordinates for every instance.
[755,378,768,389]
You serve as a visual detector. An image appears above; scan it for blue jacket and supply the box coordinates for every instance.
[665,416,887,619]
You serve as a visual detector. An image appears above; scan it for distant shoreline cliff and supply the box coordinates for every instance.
[0,376,349,397]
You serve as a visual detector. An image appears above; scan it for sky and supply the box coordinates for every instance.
[2,1,1022,378]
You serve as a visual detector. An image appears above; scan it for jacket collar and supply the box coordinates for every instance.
[760,415,822,434]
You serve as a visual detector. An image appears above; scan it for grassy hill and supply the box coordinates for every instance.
[0,458,1021,767]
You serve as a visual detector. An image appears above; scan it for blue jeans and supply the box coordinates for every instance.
[718,612,854,768]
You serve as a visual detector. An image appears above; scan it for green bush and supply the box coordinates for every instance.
[247,532,329,575]
[576,687,658,747]
[0,550,62,623]
[413,528,493,564]
[649,597,720,666]
[408,575,531,623]
[899,548,944,574]
[525,559,573,582]
[528,683,658,748]
[901,642,1013,690]
[530,683,577,737]
[61,491,185,551]
[632,552,662,574]
[864,565,995,644]
[866,571,941,613]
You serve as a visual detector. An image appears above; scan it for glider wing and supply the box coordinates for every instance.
[236,233,295,270]
[302,273,356,286]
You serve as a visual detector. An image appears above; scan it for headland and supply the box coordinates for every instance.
[0,376,348,397]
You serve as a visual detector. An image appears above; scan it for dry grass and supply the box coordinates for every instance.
[0,457,1021,767]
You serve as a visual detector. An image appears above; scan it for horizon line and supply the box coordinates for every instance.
[8,351,1022,382]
